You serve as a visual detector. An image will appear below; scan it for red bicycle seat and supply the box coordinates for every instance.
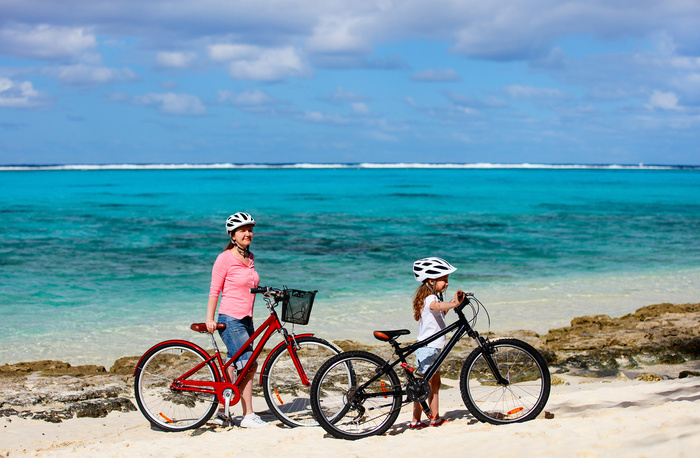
[373,329,410,342]
[190,322,226,333]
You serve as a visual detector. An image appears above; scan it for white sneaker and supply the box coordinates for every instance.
[239,414,269,428]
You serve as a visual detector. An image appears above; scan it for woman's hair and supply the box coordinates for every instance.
[413,282,433,321]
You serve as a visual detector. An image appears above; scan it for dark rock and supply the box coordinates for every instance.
[110,356,140,375]
[70,398,136,418]
[656,353,686,365]
[679,370,700,378]
[0,408,18,418]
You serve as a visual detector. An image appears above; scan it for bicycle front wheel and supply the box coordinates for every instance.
[262,336,340,427]
[310,351,402,440]
[460,338,550,425]
[134,341,219,431]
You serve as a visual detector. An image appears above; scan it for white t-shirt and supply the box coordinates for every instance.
[417,294,447,349]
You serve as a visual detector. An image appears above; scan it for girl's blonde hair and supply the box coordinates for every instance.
[413,282,433,321]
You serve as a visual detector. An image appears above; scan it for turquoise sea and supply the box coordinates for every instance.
[1,164,699,366]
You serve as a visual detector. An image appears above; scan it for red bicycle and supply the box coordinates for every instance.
[133,286,343,431]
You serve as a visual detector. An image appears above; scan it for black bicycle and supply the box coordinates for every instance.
[309,291,551,440]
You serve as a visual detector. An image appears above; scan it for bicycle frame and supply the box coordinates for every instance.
[135,298,312,409]
[360,296,508,415]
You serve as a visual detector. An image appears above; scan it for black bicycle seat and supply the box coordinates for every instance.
[373,329,410,342]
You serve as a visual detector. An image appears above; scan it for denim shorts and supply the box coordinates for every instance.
[217,314,255,371]
[415,347,441,376]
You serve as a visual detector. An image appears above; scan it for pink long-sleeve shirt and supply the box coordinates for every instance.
[209,250,260,319]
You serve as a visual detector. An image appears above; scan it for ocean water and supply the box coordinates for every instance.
[1,164,699,367]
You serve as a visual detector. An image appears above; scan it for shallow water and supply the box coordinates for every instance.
[1,165,699,366]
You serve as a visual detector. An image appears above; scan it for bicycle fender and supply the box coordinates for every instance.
[133,340,222,381]
[259,333,315,385]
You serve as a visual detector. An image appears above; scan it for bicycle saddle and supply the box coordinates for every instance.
[190,322,226,333]
[373,329,410,342]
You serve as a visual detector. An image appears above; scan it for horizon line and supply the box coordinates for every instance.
[1,162,698,171]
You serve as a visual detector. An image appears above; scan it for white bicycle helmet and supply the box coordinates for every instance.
[225,212,256,234]
[413,257,457,282]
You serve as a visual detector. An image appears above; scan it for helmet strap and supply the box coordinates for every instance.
[425,279,444,302]
[230,236,250,258]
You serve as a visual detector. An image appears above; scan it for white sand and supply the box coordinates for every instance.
[3,376,699,457]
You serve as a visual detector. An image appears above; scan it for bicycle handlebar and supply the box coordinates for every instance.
[455,290,474,313]
[250,287,277,294]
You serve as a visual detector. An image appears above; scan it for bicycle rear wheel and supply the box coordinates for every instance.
[262,336,340,427]
[310,351,402,440]
[134,341,219,431]
[459,338,550,425]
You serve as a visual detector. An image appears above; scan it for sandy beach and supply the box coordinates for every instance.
[2,302,699,457]
[2,372,699,457]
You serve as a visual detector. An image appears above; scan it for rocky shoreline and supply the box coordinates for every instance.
[2,302,698,423]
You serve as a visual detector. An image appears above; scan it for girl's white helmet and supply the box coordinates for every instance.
[413,257,457,282]
[226,212,256,233]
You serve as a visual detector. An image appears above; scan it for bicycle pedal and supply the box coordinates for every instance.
[212,413,230,426]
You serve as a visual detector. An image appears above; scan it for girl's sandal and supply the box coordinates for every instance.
[430,417,451,427]
[409,421,428,429]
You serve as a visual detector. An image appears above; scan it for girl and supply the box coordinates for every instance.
[410,257,462,428]
[205,212,268,428]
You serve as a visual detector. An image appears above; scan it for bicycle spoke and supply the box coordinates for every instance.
[134,343,219,431]
[262,336,340,427]
[311,351,402,440]
[460,339,550,425]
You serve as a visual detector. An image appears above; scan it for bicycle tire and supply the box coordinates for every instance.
[134,341,219,432]
[261,336,341,427]
[459,338,550,425]
[310,351,402,440]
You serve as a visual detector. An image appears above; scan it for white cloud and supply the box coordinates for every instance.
[351,102,370,114]
[49,64,138,86]
[156,51,197,69]
[228,47,309,81]
[0,77,44,108]
[411,68,461,82]
[208,44,259,61]
[134,92,206,116]
[307,15,372,55]
[219,88,275,106]
[300,111,350,124]
[369,131,399,142]
[208,43,310,81]
[0,23,97,60]
[3,1,700,66]
[505,85,568,99]
[647,90,680,111]
[323,87,370,104]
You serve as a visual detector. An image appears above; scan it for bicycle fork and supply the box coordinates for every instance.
[476,337,509,386]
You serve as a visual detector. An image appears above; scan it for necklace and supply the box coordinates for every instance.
[233,243,250,258]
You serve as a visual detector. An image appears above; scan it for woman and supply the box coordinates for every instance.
[205,212,268,428]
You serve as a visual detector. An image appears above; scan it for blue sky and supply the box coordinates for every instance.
[1,0,699,166]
